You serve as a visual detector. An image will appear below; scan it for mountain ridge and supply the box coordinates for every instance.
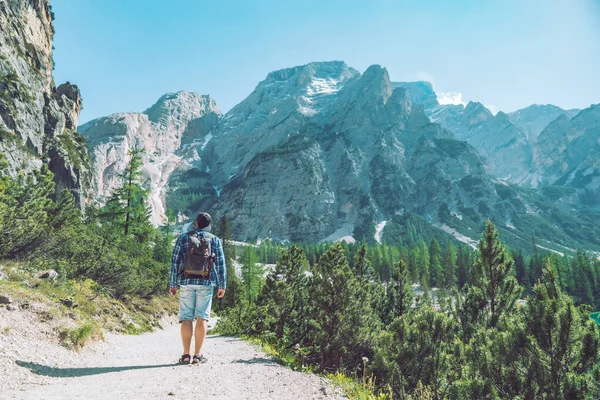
[76,61,600,253]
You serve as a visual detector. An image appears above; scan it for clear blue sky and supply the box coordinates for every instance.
[51,0,600,124]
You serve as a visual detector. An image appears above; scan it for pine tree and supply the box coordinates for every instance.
[258,245,311,346]
[383,259,413,325]
[309,243,374,370]
[528,236,544,285]
[442,242,457,288]
[241,246,262,303]
[215,215,239,309]
[429,238,443,287]
[513,248,527,287]
[520,262,600,398]
[416,241,431,288]
[352,244,377,284]
[473,220,521,328]
[372,306,457,398]
[456,245,470,288]
[101,148,151,240]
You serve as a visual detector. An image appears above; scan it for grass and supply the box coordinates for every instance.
[60,322,103,350]
[0,259,178,350]
[239,335,388,399]
[328,372,391,400]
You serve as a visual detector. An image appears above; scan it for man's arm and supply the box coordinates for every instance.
[213,237,227,294]
[169,235,184,291]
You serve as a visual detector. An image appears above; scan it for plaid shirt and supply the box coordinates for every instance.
[169,229,227,289]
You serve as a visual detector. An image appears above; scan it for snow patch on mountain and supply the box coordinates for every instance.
[322,225,355,243]
[434,223,478,249]
[536,244,564,257]
[374,221,388,244]
[299,77,345,116]
[201,133,213,150]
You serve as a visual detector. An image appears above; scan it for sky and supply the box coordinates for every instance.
[50,0,600,124]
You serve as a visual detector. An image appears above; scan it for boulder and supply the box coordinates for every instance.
[0,295,13,304]
[34,269,58,281]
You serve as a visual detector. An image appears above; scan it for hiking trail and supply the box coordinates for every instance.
[1,319,345,399]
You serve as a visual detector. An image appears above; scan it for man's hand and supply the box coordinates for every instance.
[169,287,177,296]
[217,288,225,299]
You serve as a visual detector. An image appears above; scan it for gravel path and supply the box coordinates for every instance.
[2,318,345,400]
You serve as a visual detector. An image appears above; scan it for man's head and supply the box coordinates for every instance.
[195,212,212,230]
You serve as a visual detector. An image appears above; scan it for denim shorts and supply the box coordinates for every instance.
[178,285,213,322]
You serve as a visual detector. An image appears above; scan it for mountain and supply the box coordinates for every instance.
[79,91,220,224]
[200,63,599,252]
[0,0,90,205]
[428,102,533,181]
[393,84,534,182]
[518,104,600,208]
[508,104,580,140]
[79,61,600,253]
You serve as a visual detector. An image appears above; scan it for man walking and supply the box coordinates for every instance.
[170,212,226,364]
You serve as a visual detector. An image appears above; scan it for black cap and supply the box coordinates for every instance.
[196,212,211,229]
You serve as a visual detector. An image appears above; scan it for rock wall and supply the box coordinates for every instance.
[0,0,90,206]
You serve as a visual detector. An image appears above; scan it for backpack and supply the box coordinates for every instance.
[183,232,215,278]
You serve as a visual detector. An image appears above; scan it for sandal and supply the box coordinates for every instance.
[178,354,191,364]
[192,354,207,364]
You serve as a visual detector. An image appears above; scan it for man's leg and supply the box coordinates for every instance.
[193,286,214,357]
[178,285,195,360]
[194,318,207,356]
[181,320,193,355]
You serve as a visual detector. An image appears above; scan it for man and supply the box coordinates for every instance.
[169,212,226,365]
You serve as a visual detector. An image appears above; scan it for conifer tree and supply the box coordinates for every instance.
[456,245,470,288]
[442,242,457,288]
[309,243,374,370]
[241,246,262,303]
[473,220,521,328]
[383,259,413,325]
[101,148,151,240]
[520,262,600,398]
[372,306,457,398]
[353,244,377,284]
[429,238,443,287]
[258,245,310,345]
[416,241,431,288]
[513,248,527,287]
[216,215,239,308]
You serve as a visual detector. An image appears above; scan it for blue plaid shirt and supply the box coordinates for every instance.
[169,229,227,289]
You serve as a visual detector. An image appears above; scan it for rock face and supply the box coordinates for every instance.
[202,62,600,251]
[79,91,220,224]
[520,104,600,208]
[81,60,600,252]
[508,104,580,140]
[0,0,90,206]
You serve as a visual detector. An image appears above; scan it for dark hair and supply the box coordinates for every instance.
[196,212,211,229]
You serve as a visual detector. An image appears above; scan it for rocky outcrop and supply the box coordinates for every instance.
[520,104,600,208]
[205,62,600,252]
[508,104,580,140]
[79,91,220,224]
[0,0,90,206]
[80,60,600,252]
[425,102,533,181]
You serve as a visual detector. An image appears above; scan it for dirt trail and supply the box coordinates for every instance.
[1,319,345,400]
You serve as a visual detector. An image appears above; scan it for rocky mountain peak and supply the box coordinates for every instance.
[508,103,581,140]
[359,64,392,101]
[144,90,220,126]
[464,101,493,119]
